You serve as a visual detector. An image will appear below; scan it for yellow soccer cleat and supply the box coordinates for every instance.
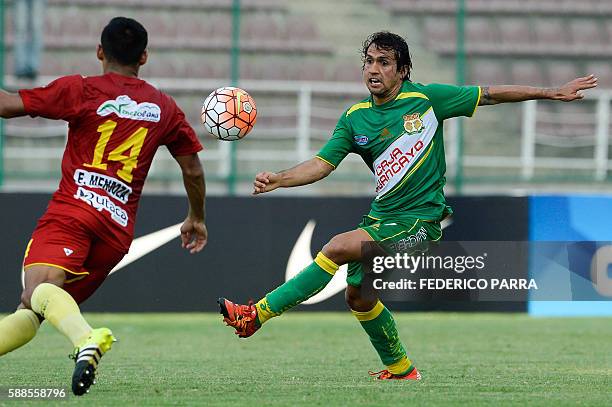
[70,327,116,396]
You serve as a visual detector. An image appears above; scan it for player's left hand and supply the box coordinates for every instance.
[180,218,208,254]
[553,74,598,101]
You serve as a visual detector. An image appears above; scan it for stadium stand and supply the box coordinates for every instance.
[383,0,612,16]
[47,0,286,11]
[2,0,611,193]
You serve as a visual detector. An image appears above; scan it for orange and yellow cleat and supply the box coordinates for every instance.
[369,367,422,381]
[218,297,260,338]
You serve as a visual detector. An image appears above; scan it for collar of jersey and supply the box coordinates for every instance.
[370,81,412,110]
[105,71,145,83]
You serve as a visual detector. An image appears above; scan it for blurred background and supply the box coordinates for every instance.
[1,0,611,196]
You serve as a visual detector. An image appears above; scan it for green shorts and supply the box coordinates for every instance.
[347,215,443,287]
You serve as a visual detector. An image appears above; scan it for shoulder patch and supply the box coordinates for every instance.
[346,101,372,117]
[395,92,429,101]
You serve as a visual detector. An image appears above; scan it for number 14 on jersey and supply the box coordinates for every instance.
[83,119,148,183]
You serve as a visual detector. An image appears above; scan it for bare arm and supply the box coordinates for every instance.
[175,153,207,253]
[253,157,334,195]
[0,90,27,118]
[479,75,598,106]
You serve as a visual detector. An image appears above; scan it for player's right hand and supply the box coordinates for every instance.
[253,171,281,195]
[553,74,598,101]
[180,218,208,254]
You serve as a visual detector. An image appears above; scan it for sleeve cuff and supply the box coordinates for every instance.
[469,86,482,117]
[315,155,336,169]
[169,144,204,157]
[18,89,33,116]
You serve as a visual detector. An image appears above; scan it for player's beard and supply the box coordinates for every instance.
[366,79,387,96]
[368,80,400,103]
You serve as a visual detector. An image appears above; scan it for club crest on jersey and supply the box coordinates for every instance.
[97,95,161,123]
[354,135,369,146]
[403,113,424,135]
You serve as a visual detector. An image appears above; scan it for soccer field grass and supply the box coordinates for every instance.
[1,312,610,406]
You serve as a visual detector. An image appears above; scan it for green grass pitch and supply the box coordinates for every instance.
[1,313,610,406]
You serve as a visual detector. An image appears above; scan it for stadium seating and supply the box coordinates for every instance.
[547,62,580,88]
[383,0,612,16]
[3,0,610,190]
[586,62,612,88]
[511,61,545,87]
[385,1,611,88]
[498,18,531,50]
[469,60,508,85]
[47,0,286,12]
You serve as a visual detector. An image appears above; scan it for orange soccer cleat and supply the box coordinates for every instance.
[369,367,422,381]
[217,297,260,338]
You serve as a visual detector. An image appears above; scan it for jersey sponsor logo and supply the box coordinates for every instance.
[374,109,438,198]
[354,135,369,146]
[403,113,425,134]
[63,247,73,256]
[375,141,425,194]
[74,169,132,204]
[97,95,161,123]
[74,186,129,227]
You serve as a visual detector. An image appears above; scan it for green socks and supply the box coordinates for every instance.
[352,301,412,375]
[256,252,339,325]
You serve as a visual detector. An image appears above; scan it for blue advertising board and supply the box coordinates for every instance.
[529,195,612,316]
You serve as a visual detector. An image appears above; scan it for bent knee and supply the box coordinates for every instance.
[20,289,34,309]
[20,280,65,310]
[321,235,352,264]
[345,285,377,312]
[345,286,359,309]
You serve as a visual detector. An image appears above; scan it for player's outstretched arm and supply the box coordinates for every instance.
[478,74,598,106]
[175,153,207,254]
[253,157,334,195]
[0,90,26,118]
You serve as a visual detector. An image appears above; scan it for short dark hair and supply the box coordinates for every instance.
[362,31,412,81]
[101,17,148,66]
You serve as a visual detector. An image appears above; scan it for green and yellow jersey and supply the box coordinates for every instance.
[317,81,481,221]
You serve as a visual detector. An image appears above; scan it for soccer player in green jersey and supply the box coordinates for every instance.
[219,31,597,380]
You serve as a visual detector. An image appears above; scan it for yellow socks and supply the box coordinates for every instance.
[254,297,279,326]
[0,309,40,356]
[0,284,95,356]
[30,283,92,347]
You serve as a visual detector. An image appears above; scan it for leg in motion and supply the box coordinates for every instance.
[219,228,371,337]
[0,304,41,356]
[346,283,421,381]
[23,264,116,396]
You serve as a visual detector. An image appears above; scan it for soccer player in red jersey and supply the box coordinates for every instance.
[0,17,207,395]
